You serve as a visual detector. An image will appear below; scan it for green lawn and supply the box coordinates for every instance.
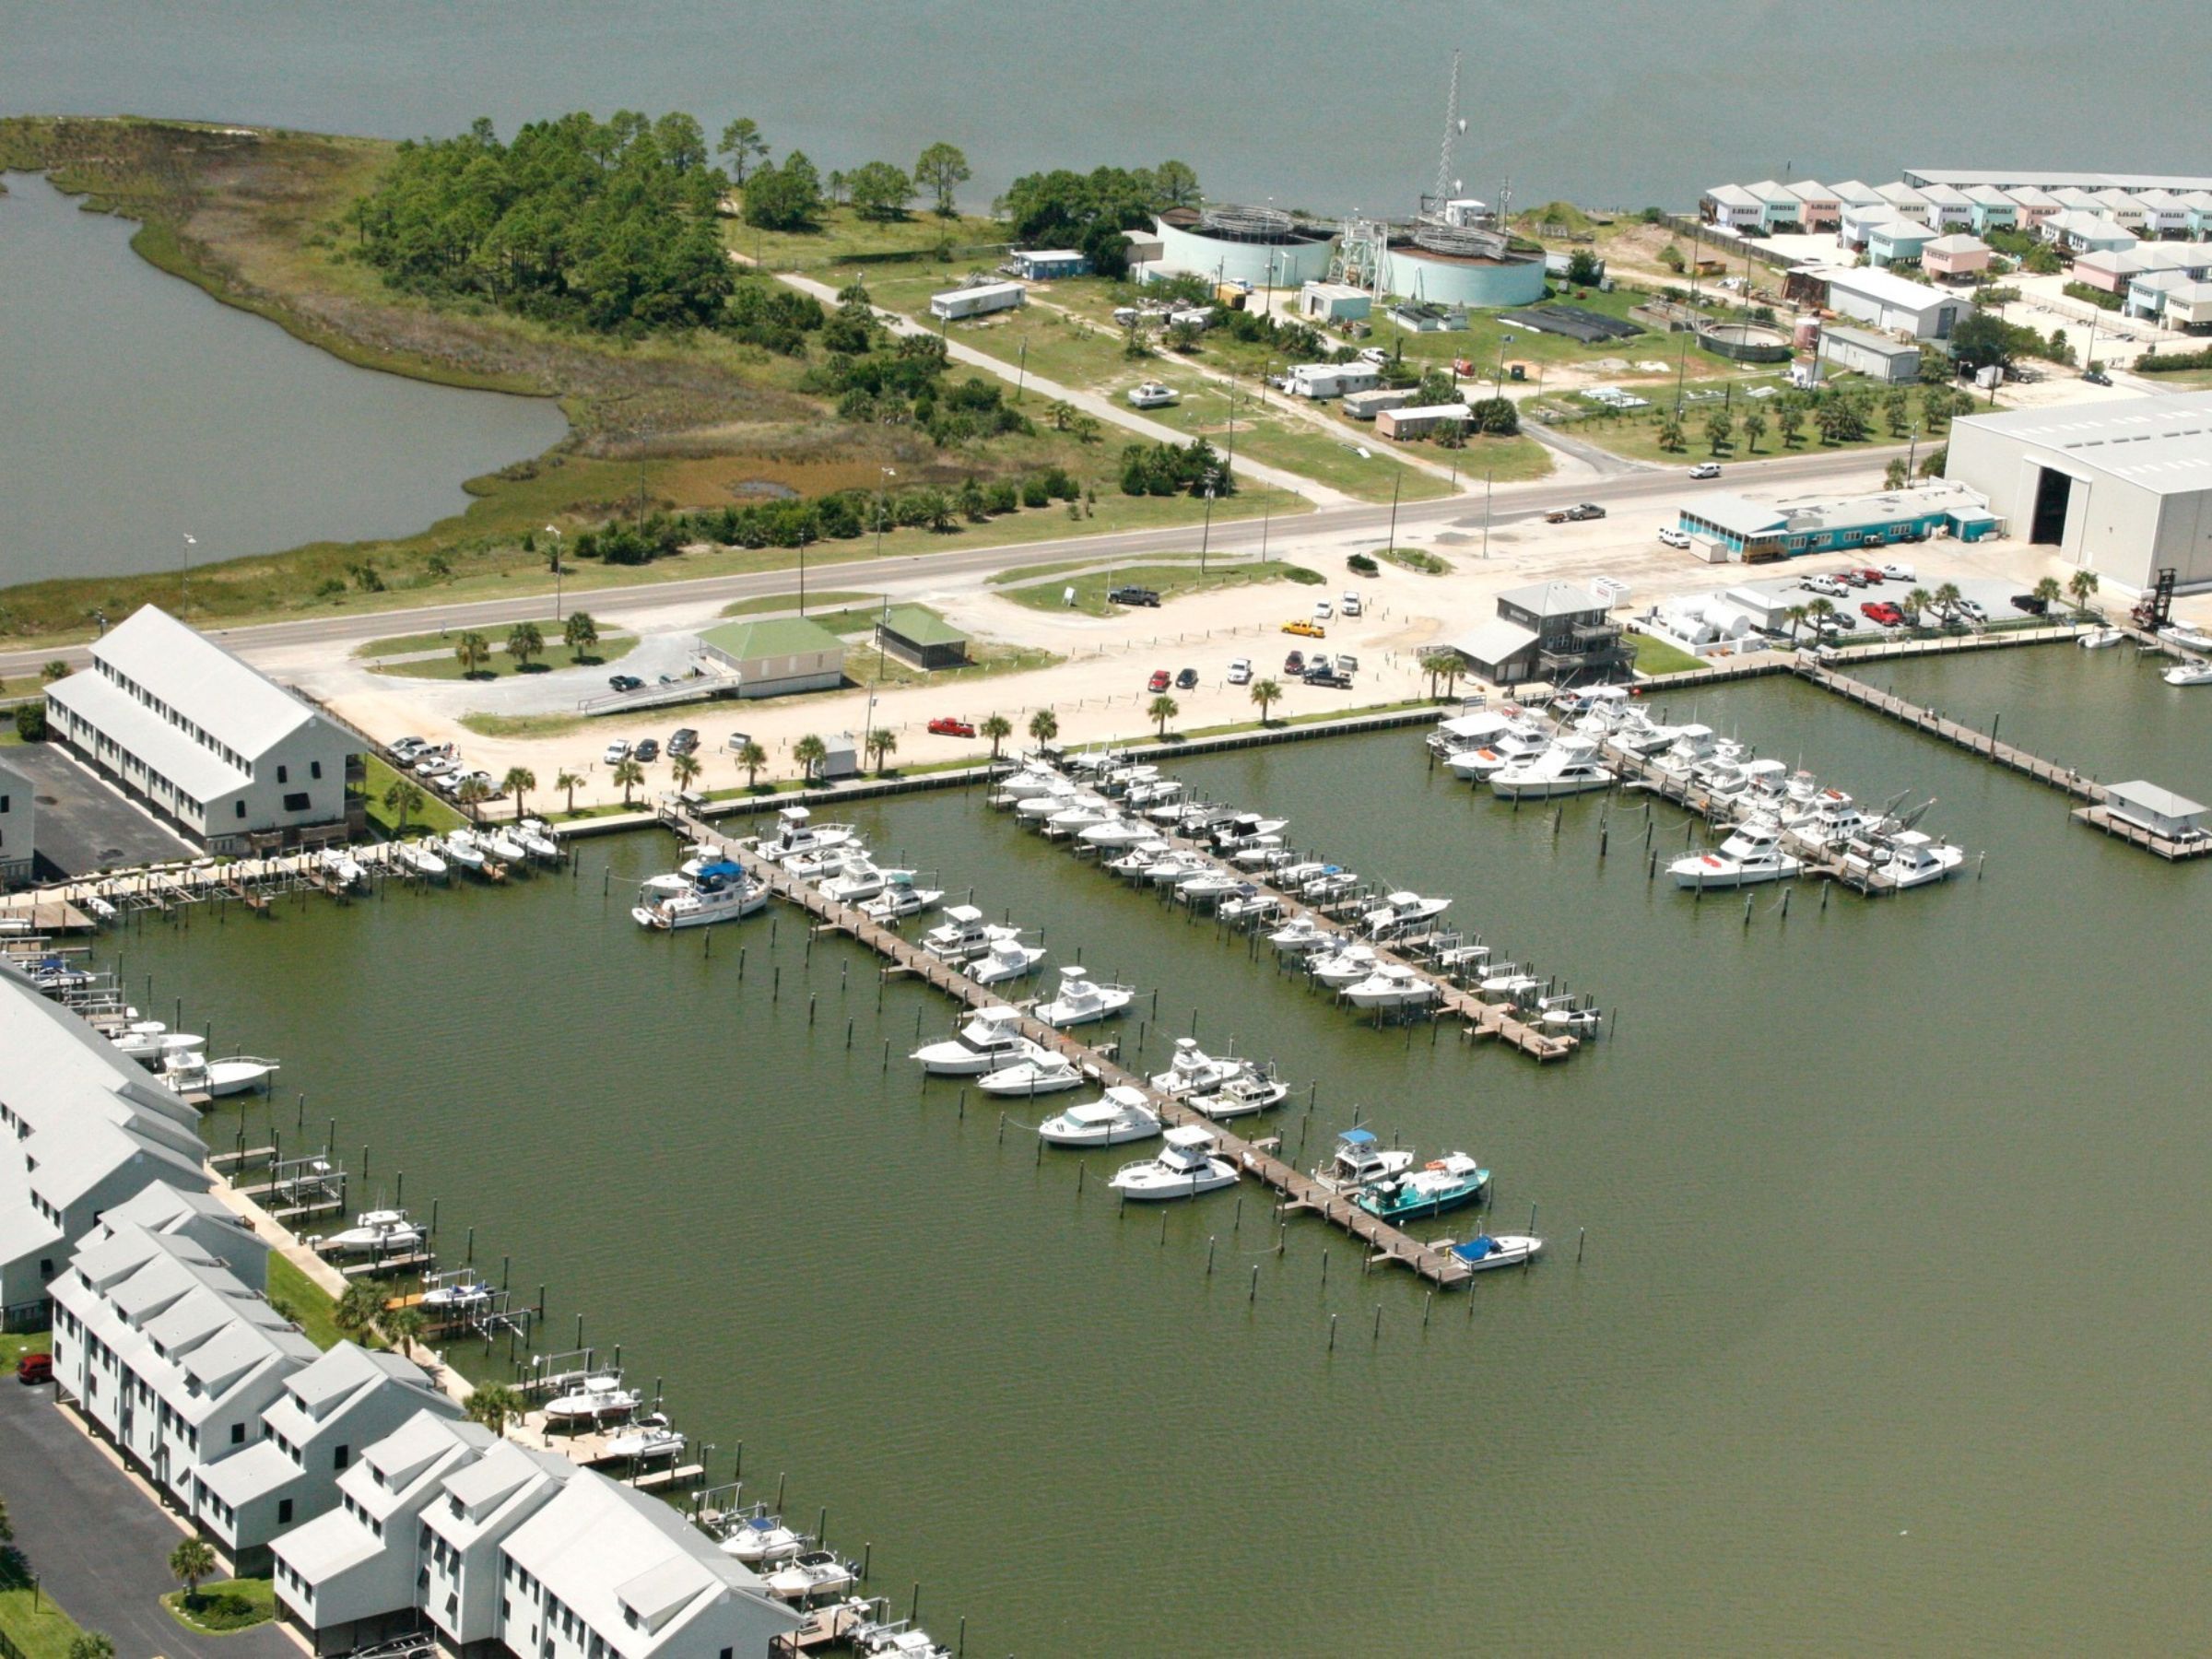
[361,755,466,837]
[0,1330,50,1368]
[719,590,880,618]
[1379,548,1452,574]
[728,204,1006,272]
[841,641,1063,689]
[1559,388,1923,467]
[367,636,637,683]
[1630,632,1708,676]
[1001,559,1324,618]
[0,1554,90,1659]
[163,1578,276,1633]
[267,1252,348,1350]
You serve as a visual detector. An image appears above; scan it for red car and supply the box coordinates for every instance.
[1283,650,1306,675]
[926,716,976,738]
[1147,669,1171,693]
[17,1351,52,1385]
[1861,600,1904,627]
[1854,568,1886,585]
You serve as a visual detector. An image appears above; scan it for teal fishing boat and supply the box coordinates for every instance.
[1352,1151,1492,1223]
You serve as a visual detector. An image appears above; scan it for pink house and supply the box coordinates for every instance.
[1922,233,1993,281]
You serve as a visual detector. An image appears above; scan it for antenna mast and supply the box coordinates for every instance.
[1433,50,1463,206]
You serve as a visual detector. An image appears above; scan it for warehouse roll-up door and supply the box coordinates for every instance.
[2030,466,2074,545]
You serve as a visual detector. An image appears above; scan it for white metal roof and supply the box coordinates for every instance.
[91,606,318,759]
[1924,233,1989,254]
[1824,266,1962,315]
[1907,169,2212,194]
[2108,781,2206,818]
[1956,394,2212,496]
[46,669,250,803]
[1499,580,1607,618]
[1446,618,1540,665]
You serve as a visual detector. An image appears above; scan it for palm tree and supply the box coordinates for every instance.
[980,713,1012,761]
[612,757,646,805]
[382,1305,427,1355]
[453,775,492,821]
[563,611,600,660]
[1043,399,1077,431]
[671,753,702,794]
[2066,568,2101,615]
[505,620,544,669]
[382,777,425,834]
[793,735,827,781]
[169,1535,218,1609]
[866,728,899,773]
[453,630,490,677]
[1806,597,1837,638]
[67,1635,117,1659]
[1416,648,1457,699]
[2032,575,2063,614]
[335,1281,385,1337]
[1147,694,1179,737]
[1783,603,1808,643]
[464,1382,524,1437]
[736,739,768,790]
[1932,581,1964,625]
[1250,677,1284,724]
[1027,709,1058,746]
[1905,587,1935,628]
[1742,409,1767,453]
[501,767,535,819]
[555,768,583,816]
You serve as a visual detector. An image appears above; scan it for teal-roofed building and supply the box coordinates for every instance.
[874,606,971,670]
[697,617,846,698]
[1677,486,2000,561]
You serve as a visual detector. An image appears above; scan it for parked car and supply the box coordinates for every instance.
[668,728,700,757]
[1282,619,1325,638]
[1341,592,1363,617]
[1861,601,1905,627]
[1823,611,1859,631]
[1958,598,1988,623]
[1227,657,1253,686]
[1126,381,1180,409]
[414,753,459,779]
[927,716,976,737]
[2083,369,2112,387]
[1688,462,1723,480]
[1313,600,1333,621]
[1303,667,1352,688]
[17,1351,52,1385]
[634,737,661,763]
[602,739,630,765]
[1545,502,1606,524]
[1283,650,1306,675]
[1658,527,1693,549]
[2010,593,2049,616]
[1853,568,1886,585]
[1174,666,1199,690]
[1109,585,1161,607]
[1803,576,1848,598]
[1835,570,1868,588]
[389,736,429,762]
[1147,669,1171,694]
[441,769,496,796]
[1358,346,1390,366]
[608,673,644,692]
[1879,561,1916,582]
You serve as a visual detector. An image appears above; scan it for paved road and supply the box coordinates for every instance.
[0,445,1898,685]
[0,1382,295,1659]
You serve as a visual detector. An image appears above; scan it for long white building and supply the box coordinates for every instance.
[1,971,212,1328]
[0,754,32,887]
[45,606,360,853]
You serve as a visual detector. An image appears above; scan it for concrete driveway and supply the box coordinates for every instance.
[0,1381,296,1658]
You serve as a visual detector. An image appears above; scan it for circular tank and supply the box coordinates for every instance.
[1150,208,1335,289]
[1697,321,1794,363]
[1378,243,1547,310]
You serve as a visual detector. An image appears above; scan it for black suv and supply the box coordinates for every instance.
[634,737,661,762]
[668,727,701,757]
[1109,585,1161,607]
[1303,666,1352,688]
[608,673,643,692]
[1174,667,1198,690]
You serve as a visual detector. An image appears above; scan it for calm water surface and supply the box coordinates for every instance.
[3,1,2206,212]
[121,656,2211,1653]
[0,171,566,585]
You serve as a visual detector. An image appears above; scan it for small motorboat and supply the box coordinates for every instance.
[1354,1151,1492,1222]
[783,840,870,880]
[1311,1127,1415,1194]
[1208,813,1288,852]
[912,1007,1040,1076]
[1218,888,1282,924]
[1362,890,1452,938]
[515,819,562,860]
[1104,841,1173,877]
[1342,965,1438,1010]
[2163,660,2212,686]
[600,1412,685,1463]
[1109,1124,1239,1201]
[1543,1004,1604,1030]
[1308,945,1381,989]
[318,1208,426,1257]
[721,1510,806,1566]
[2077,626,2124,650]
[108,1020,206,1067]
[853,1620,955,1659]
[970,936,1047,985]
[2158,622,2212,652]
[1266,915,1333,955]
[1078,816,1155,849]
[543,1374,641,1425]
[162,1053,279,1098]
[1038,1086,1162,1147]
[479,827,530,865]
[316,847,368,889]
[441,830,487,873]
[1173,871,1244,906]
[1189,1067,1289,1119]
[1035,967,1135,1027]
[975,1053,1085,1097]
[1449,1232,1544,1272]
[1149,1037,1246,1098]
[419,1276,493,1315]
[766,1550,860,1604]
[394,840,449,880]
[1143,852,1216,887]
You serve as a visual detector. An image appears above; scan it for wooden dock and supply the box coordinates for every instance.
[695,809,1481,1288]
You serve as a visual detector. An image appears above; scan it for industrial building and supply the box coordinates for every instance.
[1149,204,1335,289]
[1300,281,1372,324]
[1820,267,1969,342]
[1945,392,2212,591]
[1006,249,1088,280]
[1675,484,1999,561]
[1375,402,1471,441]
[1817,324,1922,384]
[929,280,1025,321]
[873,605,970,670]
[1341,387,1414,421]
[697,617,846,698]
[1446,582,1629,687]
[0,754,30,887]
[44,605,361,854]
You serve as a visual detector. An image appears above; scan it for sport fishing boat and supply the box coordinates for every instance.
[1668,818,1802,888]
[315,847,367,889]
[1309,944,1382,989]
[860,872,943,923]
[441,830,487,873]
[318,1208,426,1256]
[1266,915,1334,955]
[1207,812,1289,852]
[1449,1232,1544,1272]
[1444,724,1547,780]
[720,1510,807,1566]
[1189,1067,1289,1119]
[1841,828,1966,889]
[1354,1151,1492,1222]
[1108,1124,1239,1201]
[514,819,562,861]
[631,860,766,929]
[975,1053,1085,1097]
[1311,1127,1415,1194]
[478,826,530,865]
[819,856,897,903]
[600,1412,685,1463]
[912,1007,1041,1076]
[1037,1087,1162,1147]
[418,1276,494,1316]
[1362,891,1451,938]
[1149,1038,1247,1098]
[161,1052,279,1099]
[1651,724,1722,781]
[1342,965,1438,1010]
[108,1021,206,1067]
[1488,740,1617,800]
[753,806,858,865]
[970,935,1047,985]
[543,1374,641,1425]
[765,1550,860,1604]
[919,906,1018,962]
[394,840,449,880]
[1034,966,1134,1027]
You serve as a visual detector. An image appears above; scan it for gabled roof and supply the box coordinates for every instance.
[1445,618,1539,666]
[86,606,321,759]
[698,617,845,662]
[1499,580,1608,618]
[877,605,967,648]
[1826,266,1961,312]
[1924,233,1989,255]
[1703,184,1762,209]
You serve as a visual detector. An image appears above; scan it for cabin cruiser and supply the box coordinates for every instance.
[860,872,943,923]
[1104,841,1175,876]
[631,860,765,929]
[721,1510,807,1566]
[1150,1037,1247,1098]
[1189,1066,1289,1119]
[108,1020,206,1067]
[1841,828,1965,889]
[1602,706,1683,757]
[912,1006,1040,1075]
[1363,890,1451,938]
[1342,964,1438,1009]
[1035,966,1134,1027]
[1354,1151,1491,1222]
[394,840,449,879]
[1444,724,1547,780]
[441,830,487,872]
[1108,1124,1239,1201]
[1449,1232,1544,1272]
[919,905,1018,962]
[318,1208,426,1257]
[1668,818,1802,888]
[1143,851,1217,887]
[1312,1127,1415,1194]
[1041,797,1115,837]
[1489,740,1617,800]
[1651,724,1722,781]
[162,1052,279,1099]
[2163,660,2212,687]
[1428,708,1518,759]
[970,935,1047,985]
[601,1412,685,1463]
[1308,944,1382,989]
[1266,915,1334,955]
[975,1053,1085,1097]
[754,806,858,864]
[2159,623,2212,653]
[1012,783,1088,821]
[544,1374,641,1425]
[1208,813,1289,852]
[1038,1086,1162,1147]
[819,856,897,903]
[2077,626,2124,650]
[1786,788,1874,848]
[766,1550,860,1604]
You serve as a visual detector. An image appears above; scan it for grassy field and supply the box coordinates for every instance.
[1001,559,1324,618]
[719,590,879,618]
[0,1554,89,1659]
[369,636,636,683]
[841,640,1064,690]
[1555,380,1928,467]
[1630,632,1707,676]
[361,756,467,837]
[1379,547,1452,573]
[727,202,1005,271]
[266,1253,348,1350]
[163,1578,276,1633]
[0,1330,50,1368]
[358,618,628,659]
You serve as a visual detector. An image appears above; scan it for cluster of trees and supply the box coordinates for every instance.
[1119,436,1232,497]
[349,112,734,330]
[1651,379,1981,455]
[1950,308,2077,374]
[738,131,972,229]
[997,160,1201,278]
[1140,271,1335,361]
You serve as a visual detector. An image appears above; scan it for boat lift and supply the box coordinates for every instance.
[238,1149,347,1223]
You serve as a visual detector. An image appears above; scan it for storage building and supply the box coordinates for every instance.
[874,605,970,670]
[1150,205,1335,288]
[1008,249,1089,280]
[696,618,846,698]
[44,606,360,854]
[1822,267,1969,341]
[2104,782,2207,841]
[1300,281,1372,324]
[1375,402,1472,441]
[1341,387,1414,421]
[929,280,1026,321]
[1677,484,1996,560]
[1945,392,2212,591]
[1817,324,1922,384]
[1284,362,1382,399]
[0,755,30,888]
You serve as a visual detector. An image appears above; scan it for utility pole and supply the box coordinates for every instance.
[1198,481,1217,575]
[1384,467,1403,557]
[1480,466,1493,559]
[1015,338,1028,404]
[181,532,195,616]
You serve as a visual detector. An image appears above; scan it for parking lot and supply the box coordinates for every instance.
[1,740,197,877]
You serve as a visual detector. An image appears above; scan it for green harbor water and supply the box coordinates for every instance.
[114,649,2212,1653]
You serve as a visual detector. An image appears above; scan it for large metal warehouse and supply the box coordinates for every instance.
[1945,393,2212,591]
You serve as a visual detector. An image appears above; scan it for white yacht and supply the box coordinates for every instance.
[161,1053,279,1099]
[1669,819,1802,888]
[912,1007,1037,1076]
[1012,785,1088,821]
[2162,660,2212,686]
[1311,1127,1414,1194]
[1037,1087,1162,1147]
[1362,891,1451,938]
[990,767,1064,802]
[754,806,858,865]
[544,1374,641,1425]
[1787,788,1874,848]
[1035,967,1135,1027]
[1266,915,1334,955]
[819,857,896,903]
[1605,706,1684,757]
[318,1208,426,1256]
[1108,1124,1240,1201]
[721,1511,806,1566]
[975,1053,1085,1097]
[1488,741,1617,800]
[1041,798,1115,837]
[970,936,1047,985]
[1190,1068,1289,1119]
[919,906,1016,962]
[1843,829,1965,889]
[1444,724,1547,780]
[1342,964,1438,1009]
[1150,1037,1247,1098]
[1652,724,1721,780]
[631,861,766,929]
[860,873,943,923]
[1308,944,1382,989]
[1428,709,1518,759]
